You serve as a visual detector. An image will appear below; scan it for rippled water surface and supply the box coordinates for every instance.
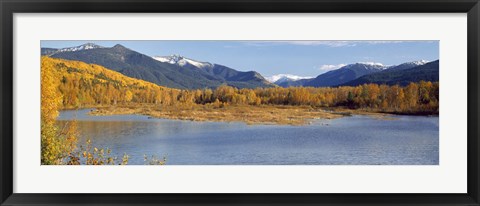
[57,109,439,165]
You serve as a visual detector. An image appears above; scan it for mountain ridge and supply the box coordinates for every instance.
[304,62,388,87]
[43,43,274,89]
[42,43,438,89]
[152,54,274,88]
[341,60,439,86]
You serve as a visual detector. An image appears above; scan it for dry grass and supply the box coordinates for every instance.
[90,104,345,125]
[327,107,399,120]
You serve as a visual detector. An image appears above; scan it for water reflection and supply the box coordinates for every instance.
[57,109,439,165]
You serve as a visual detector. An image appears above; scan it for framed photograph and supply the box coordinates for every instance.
[1,0,479,205]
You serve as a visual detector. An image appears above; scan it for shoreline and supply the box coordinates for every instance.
[88,104,344,126]
[59,104,438,126]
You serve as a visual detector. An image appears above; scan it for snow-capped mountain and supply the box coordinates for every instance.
[152,55,183,64]
[43,44,274,89]
[342,60,439,86]
[58,43,104,52]
[153,55,213,69]
[41,42,436,89]
[152,54,273,88]
[265,74,314,84]
[305,62,388,87]
[387,60,430,71]
[410,60,429,65]
[41,43,104,56]
[342,62,389,70]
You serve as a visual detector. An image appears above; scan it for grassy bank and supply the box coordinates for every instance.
[85,103,414,125]
[89,104,347,125]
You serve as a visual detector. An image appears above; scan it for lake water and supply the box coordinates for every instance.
[57,109,439,165]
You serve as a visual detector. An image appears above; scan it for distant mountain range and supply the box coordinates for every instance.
[342,60,439,86]
[41,44,273,89]
[264,74,314,87]
[42,43,105,56]
[277,78,314,88]
[386,60,429,71]
[41,43,438,89]
[153,55,213,69]
[304,62,388,87]
[265,74,314,84]
[153,55,273,89]
[273,60,437,88]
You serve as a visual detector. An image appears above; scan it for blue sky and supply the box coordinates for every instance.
[41,40,439,77]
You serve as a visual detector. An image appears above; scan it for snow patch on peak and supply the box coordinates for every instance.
[183,58,213,68]
[357,62,385,67]
[153,55,213,69]
[81,43,101,49]
[152,56,172,63]
[153,54,184,64]
[265,74,314,83]
[410,60,430,65]
[398,60,429,68]
[342,62,388,70]
[153,54,183,64]
[57,43,104,53]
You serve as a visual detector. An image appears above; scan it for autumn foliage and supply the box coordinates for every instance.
[44,57,439,115]
[41,57,77,164]
[41,57,439,164]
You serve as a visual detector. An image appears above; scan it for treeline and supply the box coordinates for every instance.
[45,57,439,114]
[182,82,438,114]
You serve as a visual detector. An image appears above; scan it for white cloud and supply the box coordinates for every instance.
[317,63,347,72]
[362,40,437,44]
[243,41,356,47]
[241,40,436,48]
[276,41,356,47]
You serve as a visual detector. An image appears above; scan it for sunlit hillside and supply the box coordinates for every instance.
[42,57,177,108]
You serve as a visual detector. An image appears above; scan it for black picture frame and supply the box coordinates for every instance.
[1,0,479,205]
